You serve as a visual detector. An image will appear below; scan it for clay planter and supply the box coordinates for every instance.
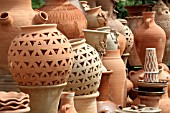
[83,29,109,57]
[8,24,74,86]
[64,38,102,95]
[102,49,127,107]
[97,70,118,113]
[152,0,170,65]
[59,92,77,113]
[74,92,99,113]
[19,83,66,113]
[85,6,108,29]
[135,11,166,65]
[0,0,48,76]
[39,0,87,39]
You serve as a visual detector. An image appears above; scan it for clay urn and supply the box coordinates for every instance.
[0,0,48,76]
[134,11,166,65]
[39,0,87,39]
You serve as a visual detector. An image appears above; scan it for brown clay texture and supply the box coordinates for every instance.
[39,0,87,39]
[8,24,74,86]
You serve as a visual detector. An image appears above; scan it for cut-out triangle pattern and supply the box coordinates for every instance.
[64,43,102,95]
[8,30,74,86]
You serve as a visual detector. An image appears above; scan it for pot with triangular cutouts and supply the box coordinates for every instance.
[8,24,74,86]
[64,38,102,96]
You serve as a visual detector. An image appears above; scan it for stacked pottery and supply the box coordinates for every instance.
[39,0,87,39]
[0,92,30,113]
[134,11,166,65]
[58,92,77,113]
[152,0,170,66]
[85,6,108,29]
[64,38,102,113]
[97,70,119,113]
[8,24,74,113]
[0,0,48,91]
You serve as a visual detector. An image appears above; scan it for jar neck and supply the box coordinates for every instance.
[0,0,32,10]
[46,0,70,5]
[142,12,155,23]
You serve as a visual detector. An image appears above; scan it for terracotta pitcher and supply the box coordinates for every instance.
[102,49,127,107]
[135,11,166,65]
[0,0,48,76]
[39,0,87,39]
[59,92,77,113]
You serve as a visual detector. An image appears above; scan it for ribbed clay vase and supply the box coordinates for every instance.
[19,83,66,113]
[85,6,108,29]
[74,92,99,113]
[59,92,77,113]
[64,38,102,95]
[102,49,127,107]
[152,0,170,65]
[0,0,48,76]
[39,0,87,39]
[97,70,118,113]
[135,11,166,65]
[8,24,74,86]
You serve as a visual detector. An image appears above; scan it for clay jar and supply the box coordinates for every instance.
[102,49,127,107]
[85,6,108,29]
[0,0,48,75]
[39,0,87,39]
[64,38,102,95]
[152,0,170,65]
[97,70,118,113]
[135,11,166,65]
[8,24,74,86]
[59,92,77,113]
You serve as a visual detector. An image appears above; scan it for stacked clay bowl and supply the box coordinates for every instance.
[0,92,30,112]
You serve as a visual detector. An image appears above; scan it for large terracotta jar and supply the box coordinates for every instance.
[102,49,127,107]
[152,0,170,65]
[8,24,74,86]
[64,38,102,95]
[97,70,118,113]
[135,11,166,65]
[0,0,48,76]
[39,0,87,39]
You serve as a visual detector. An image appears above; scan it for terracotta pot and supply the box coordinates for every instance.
[125,16,143,66]
[64,38,102,95]
[97,70,118,113]
[152,0,170,65]
[59,92,77,113]
[39,0,87,39]
[125,4,152,16]
[8,24,74,86]
[83,29,109,57]
[74,92,99,113]
[117,33,126,56]
[19,82,66,113]
[0,0,48,76]
[135,11,166,65]
[96,26,119,51]
[85,6,108,29]
[102,49,127,107]
[118,19,134,54]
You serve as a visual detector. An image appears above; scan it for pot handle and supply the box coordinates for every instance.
[128,70,136,79]
[60,104,71,113]
[145,18,152,28]
[0,12,13,25]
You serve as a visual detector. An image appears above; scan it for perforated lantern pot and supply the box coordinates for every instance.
[64,38,102,95]
[8,24,74,86]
